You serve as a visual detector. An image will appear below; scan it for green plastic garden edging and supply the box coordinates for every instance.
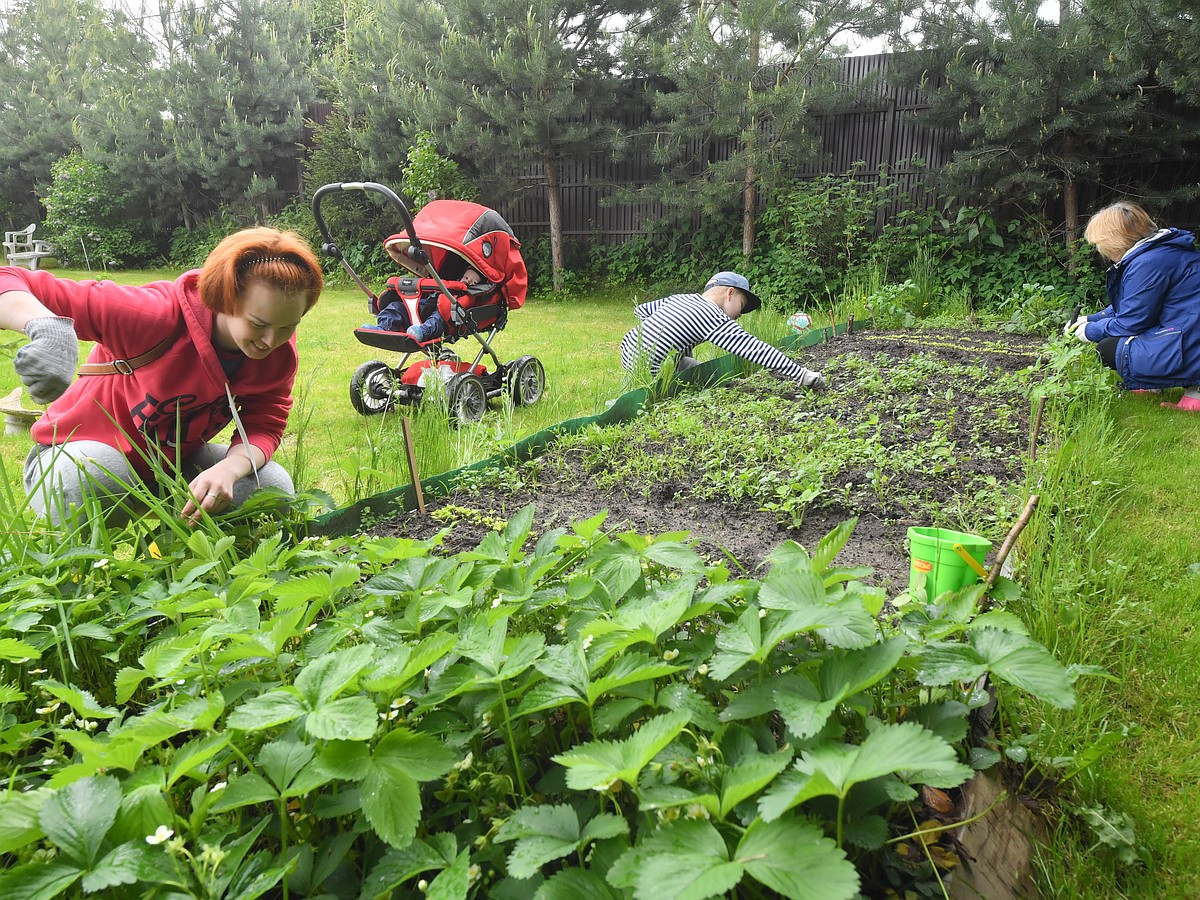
[310,320,860,537]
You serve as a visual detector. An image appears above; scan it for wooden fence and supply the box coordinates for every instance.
[496,53,956,247]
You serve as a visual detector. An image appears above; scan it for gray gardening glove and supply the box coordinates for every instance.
[798,368,827,391]
[16,316,79,404]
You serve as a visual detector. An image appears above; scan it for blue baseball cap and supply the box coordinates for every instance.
[705,271,761,313]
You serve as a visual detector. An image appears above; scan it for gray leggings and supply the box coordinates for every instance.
[24,441,294,525]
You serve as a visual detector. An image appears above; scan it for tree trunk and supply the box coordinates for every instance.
[1063,129,1078,276]
[546,151,564,293]
[742,29,761,261]
[743,161,756,261]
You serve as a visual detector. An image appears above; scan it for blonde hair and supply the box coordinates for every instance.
[1084,202,1157,261]
[198,227,324,315]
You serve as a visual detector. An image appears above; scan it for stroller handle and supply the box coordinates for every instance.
[311,182,430,267]
[310,181,466,326]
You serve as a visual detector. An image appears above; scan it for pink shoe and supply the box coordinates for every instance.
[1160,395,1200,412]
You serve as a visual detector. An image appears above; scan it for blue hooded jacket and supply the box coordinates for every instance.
[1083,228,1200,389]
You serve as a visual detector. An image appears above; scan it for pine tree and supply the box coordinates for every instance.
[897,0,1200,249]
[158,0,317,225]
[0,0,149,228]
[340,0,661,291]
[1088,0,1200,104]
[71,4,179,245]
[630,0,895,259]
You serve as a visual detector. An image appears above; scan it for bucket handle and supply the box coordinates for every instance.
[952,543,989,580]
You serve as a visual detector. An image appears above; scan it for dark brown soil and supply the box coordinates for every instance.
[373,328,1048,594]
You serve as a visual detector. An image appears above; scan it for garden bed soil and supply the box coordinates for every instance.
[374,328,1048,594]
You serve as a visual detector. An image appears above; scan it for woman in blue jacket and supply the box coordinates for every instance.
[1070,201,1200,410]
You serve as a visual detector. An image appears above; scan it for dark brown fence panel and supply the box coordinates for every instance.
[497,53,953,247]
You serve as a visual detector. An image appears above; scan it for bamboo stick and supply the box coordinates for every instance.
[401,416,426,514]
[986,494,1040,588]
[1030,395,1047,462]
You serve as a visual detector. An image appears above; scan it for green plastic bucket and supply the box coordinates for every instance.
[907,526,992,596]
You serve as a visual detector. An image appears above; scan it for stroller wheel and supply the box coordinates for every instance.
[447,372,487,424]
[508,355,546,406]
[350,360,397,415]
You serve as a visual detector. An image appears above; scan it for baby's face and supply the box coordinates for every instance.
[462,268,482,286]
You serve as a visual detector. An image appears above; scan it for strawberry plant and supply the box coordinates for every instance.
[0,500,1077,898]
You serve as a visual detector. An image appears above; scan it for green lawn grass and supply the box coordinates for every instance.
[0,269,805,508]
[1070,391,1200,896]
[279,280,635,502]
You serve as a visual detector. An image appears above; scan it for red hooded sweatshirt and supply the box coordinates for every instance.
[0,267,296,480]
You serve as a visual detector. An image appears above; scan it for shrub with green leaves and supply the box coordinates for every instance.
[166,210,243,270]
[1000,282,1076,335]
[751,170,897,309]
[401,131,478,212]
[41,151,159,268]
[166,202,321,274]
[0,498,1079,898]
[301,107,395,263]
[872,206,1106,313]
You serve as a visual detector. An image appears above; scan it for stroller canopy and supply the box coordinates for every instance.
[384,200,528,309]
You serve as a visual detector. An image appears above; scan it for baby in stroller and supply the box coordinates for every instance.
[365,239,488,342]
[367,268,480,340]
[364,268,484,341]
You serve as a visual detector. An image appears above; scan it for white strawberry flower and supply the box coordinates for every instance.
[145,825,174,845]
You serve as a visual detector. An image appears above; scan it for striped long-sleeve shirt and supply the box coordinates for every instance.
[619,292,815,383]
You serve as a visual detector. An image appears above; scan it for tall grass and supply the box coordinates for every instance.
[1021,389,1128,666]
[1045,389,1200,898]
[1011,355,1200,896]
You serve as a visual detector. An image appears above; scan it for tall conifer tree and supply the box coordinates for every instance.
[0,0,147,227]
[158,0,316,225]
[898,0,1200,248]
[631,0,893,259]
[342,0,659,291]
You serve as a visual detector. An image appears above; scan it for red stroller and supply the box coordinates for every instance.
[312,182,546,422]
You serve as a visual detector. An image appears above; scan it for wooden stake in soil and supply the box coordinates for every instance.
[401,416,426,515]
[1029,395,1047,462]
[986,494,1039,588]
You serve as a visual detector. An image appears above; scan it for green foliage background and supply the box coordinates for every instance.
[3,0,1200,276]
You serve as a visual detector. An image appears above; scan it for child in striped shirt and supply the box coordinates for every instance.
[619,272,825,390]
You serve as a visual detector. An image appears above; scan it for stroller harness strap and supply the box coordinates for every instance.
[78,317,186,376]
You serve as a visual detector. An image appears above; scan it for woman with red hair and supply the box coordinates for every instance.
[0,226,324,525]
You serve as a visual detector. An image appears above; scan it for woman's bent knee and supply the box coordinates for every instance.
[23,442,138,522]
